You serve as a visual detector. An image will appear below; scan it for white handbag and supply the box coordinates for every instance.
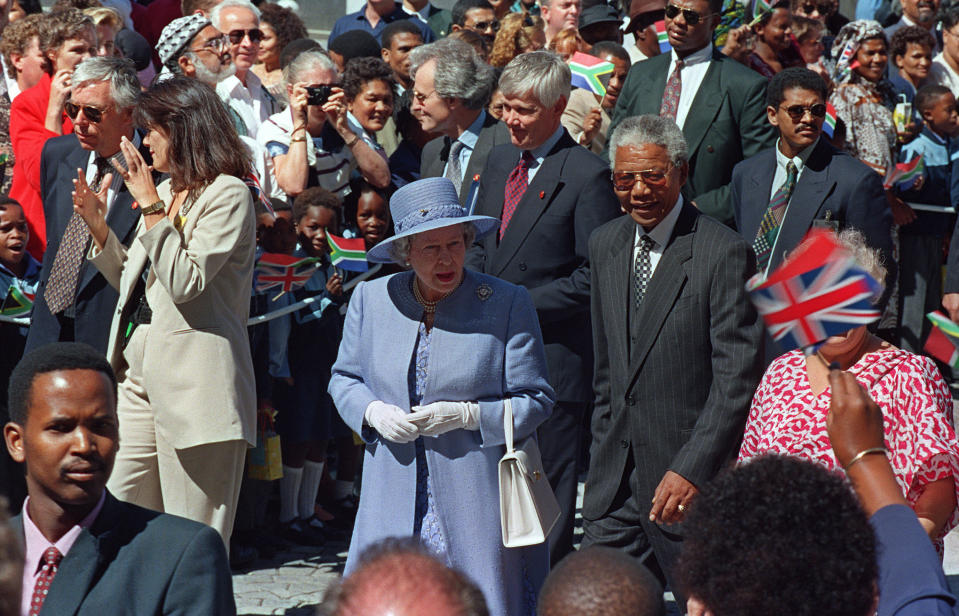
[498,398,561,548]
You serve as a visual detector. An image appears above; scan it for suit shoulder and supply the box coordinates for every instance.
[717,54,768,87]
[108,500,217,547]
[42,134,81,158]
[563,141,611,172]
[422,135,445,158]
[591,214,631,245]
[694,209,751,248]
[733,148,775,177]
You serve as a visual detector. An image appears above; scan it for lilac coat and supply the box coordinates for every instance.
[329,269,555,616]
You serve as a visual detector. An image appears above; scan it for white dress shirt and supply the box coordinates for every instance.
[930,52,959,95]
[216,71,277,139]
[668,43,713,130]
[442,110,486,184]
[768,137,817,201]
[632,194,684,277]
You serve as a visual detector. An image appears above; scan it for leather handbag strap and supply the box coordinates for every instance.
[503,398,514,454]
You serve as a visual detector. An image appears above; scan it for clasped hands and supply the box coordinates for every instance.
[364,400,480,443]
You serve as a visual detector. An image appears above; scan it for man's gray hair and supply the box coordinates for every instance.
[498,50,571,108]
[608,115,689,168]
[72,56,140,109]
[283,50,337,86]
[409,38,495,110]
[210,0,260,30]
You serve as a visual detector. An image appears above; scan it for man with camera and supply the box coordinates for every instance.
[258,50,390,199]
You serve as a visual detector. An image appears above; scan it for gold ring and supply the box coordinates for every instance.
[678,504,686,513]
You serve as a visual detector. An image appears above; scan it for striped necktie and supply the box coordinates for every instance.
[753,161,798,273]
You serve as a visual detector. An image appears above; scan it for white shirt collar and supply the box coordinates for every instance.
[457,110,486,150]
[528,124,565,162]
[671,43,713,67]
[774,137,818,173]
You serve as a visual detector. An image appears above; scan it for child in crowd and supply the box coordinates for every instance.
[0,196,39,511]
[275,187,348,544]
[896,85,959,352]
[345,177,393,253]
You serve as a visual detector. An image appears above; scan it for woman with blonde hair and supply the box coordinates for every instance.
[489,12,545,67]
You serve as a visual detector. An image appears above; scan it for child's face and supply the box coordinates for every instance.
[260,210,298,254]
[923,92,959,138]
[0,204,29,269]
[356,190,390,249]
[297,205,339,257]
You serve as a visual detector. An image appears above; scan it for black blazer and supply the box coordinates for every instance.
[583,203,762,521]
[25,134,144,355]
[419,111,512,204]
[13,492,235,615]
[606,50,775,225]
[468,129,621,402]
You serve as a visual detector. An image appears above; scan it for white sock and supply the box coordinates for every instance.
[298,460,325,521]
[334,479,354,500]
[279,465,303,524]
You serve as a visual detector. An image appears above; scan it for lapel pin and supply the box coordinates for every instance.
[539,190,545,199]
[132,201,139,209]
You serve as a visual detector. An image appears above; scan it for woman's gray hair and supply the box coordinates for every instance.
[608,115,689,168]
[388,223,477,266]
[835,228,886,300]
[283,50,337,86]
[409,38,496,110]
[72,56,140,110]
[210,0,261,30]
[498,50,571,108]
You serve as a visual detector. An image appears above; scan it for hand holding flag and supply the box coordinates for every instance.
[883,155,924,191]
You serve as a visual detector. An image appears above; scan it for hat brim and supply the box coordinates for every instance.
[366,215,500,264]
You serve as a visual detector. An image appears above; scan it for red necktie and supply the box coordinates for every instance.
[500,151,533,240]
[659,59,684,120]
[29,547,62,616]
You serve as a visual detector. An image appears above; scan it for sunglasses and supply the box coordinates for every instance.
[800,1,832,12]
[665,4,713,25]
[64,101,105,123]
[227,28,263,44]
[472,20,500,31]
[780,103,827,121]
[612,168,671,190]
[191,34,229,53]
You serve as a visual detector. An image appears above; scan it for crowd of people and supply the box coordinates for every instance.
[1,0,959,612]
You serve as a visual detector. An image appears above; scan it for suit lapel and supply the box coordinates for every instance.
[682,54,725,157]
[606,218,634,365]
[770,139,834,267]
[742,150,777,241]
[625,204,696,390]
[461,117,499,203]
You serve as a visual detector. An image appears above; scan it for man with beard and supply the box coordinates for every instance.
[885,0,940,54]
[561,41,630,155]
[156,13,235,84]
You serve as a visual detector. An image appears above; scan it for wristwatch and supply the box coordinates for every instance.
[140,200,166,216]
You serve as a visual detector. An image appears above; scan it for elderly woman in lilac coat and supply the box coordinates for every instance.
[329,177,555,616]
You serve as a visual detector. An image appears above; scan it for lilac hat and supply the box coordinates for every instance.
[366,177,499,264]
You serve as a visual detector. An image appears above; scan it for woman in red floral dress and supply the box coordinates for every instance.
[739,230,959,551]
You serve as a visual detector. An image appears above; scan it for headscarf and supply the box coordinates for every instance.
[830,19,886,84]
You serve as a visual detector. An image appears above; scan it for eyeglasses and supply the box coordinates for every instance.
[612,167,671,190]
[664,4,713,25]
[412,89,438,104]
[64,101,105,123]
[227,28,263,44]
[471,19,500,31]
[780,103,827,121]
[191,34,229,53]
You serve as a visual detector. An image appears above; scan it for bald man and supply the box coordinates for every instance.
[539,546,666,616]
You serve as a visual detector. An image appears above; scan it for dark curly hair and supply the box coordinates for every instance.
[678,455,877,616]
[293,186,342,227]
[766,66,828,108]
[889,24,937,61]
[258,3,308,59]
[341,56,396,101]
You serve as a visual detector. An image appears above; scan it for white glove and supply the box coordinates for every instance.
[407,401,480,437]
[364,401,419,443]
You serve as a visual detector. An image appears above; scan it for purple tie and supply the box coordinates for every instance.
[660,59,684,120]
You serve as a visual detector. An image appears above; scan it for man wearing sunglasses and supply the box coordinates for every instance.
[585,114,761,608]
[25,56,151,358]
[210,0,278,139]
[605,0,773,227]
[731,68,894,335]
[450,0,499,47]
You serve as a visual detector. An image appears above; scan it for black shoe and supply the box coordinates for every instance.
[230,542,259,569]
[279,519,326,547]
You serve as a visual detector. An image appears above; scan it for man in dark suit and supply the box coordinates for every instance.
[4,342,234,615]
[605,0,774,225]
[468,51,622,564]
[411,38,511,204]
[584,114,762,601]
[25,57,144,356]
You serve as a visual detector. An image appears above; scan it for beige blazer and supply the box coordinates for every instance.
[561,87,611,155]
[91,174,257,449]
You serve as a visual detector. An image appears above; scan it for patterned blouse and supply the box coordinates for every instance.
[829,80,896,176]
[739,347,959,547]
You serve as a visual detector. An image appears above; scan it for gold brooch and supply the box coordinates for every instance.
[476,284,493,301]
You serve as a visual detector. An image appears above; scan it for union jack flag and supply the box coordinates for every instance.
[747,230,882,352]
[255,253,318,294]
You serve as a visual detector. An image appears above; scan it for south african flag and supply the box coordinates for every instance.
[823,102,838,138]
[327,233,369,272]
[569,51,614,97]
[655,20,671,53]
[1,285,34,316]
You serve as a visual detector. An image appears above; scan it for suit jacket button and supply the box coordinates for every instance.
[518,263,527,271]
[627,395,635,406]
[620,440,629,449]
[706,145,715,153]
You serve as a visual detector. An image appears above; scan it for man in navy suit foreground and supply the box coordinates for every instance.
[3,343,235,616]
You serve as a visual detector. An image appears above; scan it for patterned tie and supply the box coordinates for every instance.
[29,547,62,616]
[43,157,113,314]
[753,161,799,273]
[444,140,465,195]
[499,151,533,240]
[634,234,656,308]
[659,59,684,120]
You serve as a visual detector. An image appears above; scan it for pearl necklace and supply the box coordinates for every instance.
[412,277,460,314]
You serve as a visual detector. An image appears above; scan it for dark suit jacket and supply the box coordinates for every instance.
[420,112,512,204]
[583,203,762,521]
[13,492,235,615]
[468,129,621,402]
[25,134,144,355]
[606,50,775,225]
